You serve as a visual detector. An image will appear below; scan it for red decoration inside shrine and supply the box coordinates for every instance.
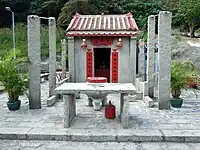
[112,50,118,83]
[87,77,107,83]
[86,49,93,79]
[91,37,113,46]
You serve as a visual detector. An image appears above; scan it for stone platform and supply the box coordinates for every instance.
[0,82,200,142]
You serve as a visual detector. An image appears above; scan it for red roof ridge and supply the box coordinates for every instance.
[126,12,133,17]
[66,12,139,37]
[72,12,134,17]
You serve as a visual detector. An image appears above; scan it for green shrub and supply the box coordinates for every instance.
[0,50,28,101]
[171,60,196,91]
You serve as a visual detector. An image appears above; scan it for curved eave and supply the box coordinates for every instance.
[66,31,139,37]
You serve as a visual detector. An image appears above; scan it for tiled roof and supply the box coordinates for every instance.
[66,12,139,37]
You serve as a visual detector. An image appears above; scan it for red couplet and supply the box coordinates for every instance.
[87,77,107,83]
[112,51,118,83]
[86,50,93,78]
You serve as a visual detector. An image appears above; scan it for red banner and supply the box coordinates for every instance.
[86,50,93,79]
[91,37,113,46]
[112,51,118,83]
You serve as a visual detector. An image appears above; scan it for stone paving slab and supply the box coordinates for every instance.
[1,82,200,142]
[0,140,200,150]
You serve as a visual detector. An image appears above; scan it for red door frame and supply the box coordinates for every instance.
[86,48,119,83]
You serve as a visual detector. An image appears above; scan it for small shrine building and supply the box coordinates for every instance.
[66,12,139,84]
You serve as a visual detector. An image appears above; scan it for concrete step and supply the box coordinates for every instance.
[0,128,199,143]
[0,140,197,150]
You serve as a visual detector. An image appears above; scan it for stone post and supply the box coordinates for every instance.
[147,15,155,98]
[68,37,75,82]
[158,11,172,110]
[61,39,67,79]
[49,17,57,96]
[130,37,137,85]
[27,15,41,109]
[138,39,145,81]
[154,41,159,86]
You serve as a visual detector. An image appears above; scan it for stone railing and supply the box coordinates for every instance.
[56,72,70,87]
[47,71,70,107]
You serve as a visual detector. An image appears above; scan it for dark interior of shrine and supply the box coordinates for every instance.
[94,48,111,82]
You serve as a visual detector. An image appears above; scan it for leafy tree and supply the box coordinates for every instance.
[88,0,125,14]
[163,0,185,29]
[164,0,179,12]
[122,0,164,30]
[178,0,200,37]
[0,0,31,23]
[41,0,68,17]
[57,0,90,28]
[28,0,43,15]
[57,0,164,30]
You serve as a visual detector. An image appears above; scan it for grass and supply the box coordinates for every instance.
[0,23,66,59]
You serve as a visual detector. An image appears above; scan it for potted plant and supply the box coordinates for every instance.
[170,60,195,108]
[0,51,28,111]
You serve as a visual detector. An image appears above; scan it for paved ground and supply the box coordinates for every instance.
[1,140,200,150]
[0,82,200,142]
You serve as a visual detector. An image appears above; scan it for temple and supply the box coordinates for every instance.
[66,12,139,84]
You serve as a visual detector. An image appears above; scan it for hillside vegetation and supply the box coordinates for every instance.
[0,24,65,59]
[0,0,200,66]
[1,0,200,37]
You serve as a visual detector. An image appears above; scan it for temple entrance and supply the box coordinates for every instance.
[94,48,111,82]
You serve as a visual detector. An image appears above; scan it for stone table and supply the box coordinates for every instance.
[54,83,136,128]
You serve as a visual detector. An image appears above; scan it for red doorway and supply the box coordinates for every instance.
[94,48,111,82]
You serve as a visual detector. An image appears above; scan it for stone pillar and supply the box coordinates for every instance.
[27,15,41,109]
[147,15,156,98]
[49,17,57,96]
[68,37,75,82]
[138,39,145,81]
[130,37,137,85]
[61,39,67,79]
[158,11,172,110]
